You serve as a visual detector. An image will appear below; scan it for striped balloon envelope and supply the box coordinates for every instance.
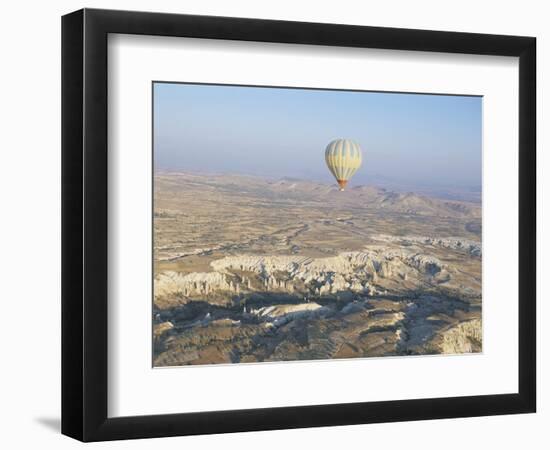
[324,139,363,191]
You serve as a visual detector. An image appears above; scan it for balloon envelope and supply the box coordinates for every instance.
[325,139,362,190]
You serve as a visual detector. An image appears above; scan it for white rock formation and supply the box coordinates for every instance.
[210,249,442,289]
[372,234,481,257]
[439,319,482,354]
[251,303,322,318]
[251,303,324,326]
[155,271,236,298]
[155,246,447,301]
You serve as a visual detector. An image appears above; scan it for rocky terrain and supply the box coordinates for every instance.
[153,172,482,366]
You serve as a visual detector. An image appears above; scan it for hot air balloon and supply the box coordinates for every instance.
[325,139,362,191]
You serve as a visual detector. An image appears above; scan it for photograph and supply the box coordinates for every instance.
[152,82,483,367]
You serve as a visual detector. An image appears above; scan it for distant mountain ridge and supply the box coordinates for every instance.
[155,171,481,218]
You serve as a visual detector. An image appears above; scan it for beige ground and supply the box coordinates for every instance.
[153,172,482,366]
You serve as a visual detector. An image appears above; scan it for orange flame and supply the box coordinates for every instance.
[337,180,348,191]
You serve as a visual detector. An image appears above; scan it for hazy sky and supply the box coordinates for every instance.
[153,82,482,190]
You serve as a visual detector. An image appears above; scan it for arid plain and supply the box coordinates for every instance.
[153,172,482,366]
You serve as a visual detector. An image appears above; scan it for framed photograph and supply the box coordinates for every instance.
[61,8,536,441]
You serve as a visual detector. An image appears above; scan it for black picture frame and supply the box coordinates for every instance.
[61,8,536,442]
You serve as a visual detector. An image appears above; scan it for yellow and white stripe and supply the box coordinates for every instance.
[325,139,362,186]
